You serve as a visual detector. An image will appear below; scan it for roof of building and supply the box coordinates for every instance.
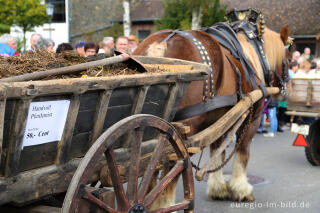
[222,0,320,36]
[131,0,163,21]
[113,0,319,36]
[113,0,163,22]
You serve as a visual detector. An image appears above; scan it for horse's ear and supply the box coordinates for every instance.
[280,24,290,45]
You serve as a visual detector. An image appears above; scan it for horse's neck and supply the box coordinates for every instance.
[237,33,265,84]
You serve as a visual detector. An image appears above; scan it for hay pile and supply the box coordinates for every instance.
[0,50,86,79]
[0,51,144,80]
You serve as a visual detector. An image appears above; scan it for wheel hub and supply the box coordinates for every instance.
[128,204,146,213]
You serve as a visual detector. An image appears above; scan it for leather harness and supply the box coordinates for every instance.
[154,18,282,121]
[156,30,215,100]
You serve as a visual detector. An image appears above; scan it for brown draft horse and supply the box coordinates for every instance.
[133,23,290,208]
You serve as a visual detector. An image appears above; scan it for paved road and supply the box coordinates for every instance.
[181,129,320,213]
[1,129,319,213]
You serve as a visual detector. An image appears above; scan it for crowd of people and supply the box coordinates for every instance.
[259,47,319,138]
[0,33,140,57]
[0,33,318,139]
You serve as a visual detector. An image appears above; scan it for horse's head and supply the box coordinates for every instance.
[263,24,291,98]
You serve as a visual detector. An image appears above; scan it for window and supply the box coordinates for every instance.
[295,42,316,56]
[46,0,66,23]
[137,30,151,42]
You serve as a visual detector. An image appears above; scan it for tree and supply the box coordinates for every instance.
[156,0,226,30]
[123,0,131,37]
[13,0,48,49]
[156,0,192,30]
[201,0,227,28]
[0,0,16,34]
[104,23,124,40]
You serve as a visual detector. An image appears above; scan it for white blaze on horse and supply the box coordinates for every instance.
[133,9,290,208]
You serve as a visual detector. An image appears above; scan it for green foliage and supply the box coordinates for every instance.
[16,36,26,53]
[103,23,124,40]
[14,0,48,33]
[156,0,191,30]
[156,0,226,30]
[0,24,10,35]
[0,0,49,50]
[0,0,16,34]
[202,0,227,27]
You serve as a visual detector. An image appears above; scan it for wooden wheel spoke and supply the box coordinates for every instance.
[104,148,130,210]
[126,128,144,203]
[144,160,184,208]
[80,184,117,213]
[148,200,191,213]
[138,134,168,202]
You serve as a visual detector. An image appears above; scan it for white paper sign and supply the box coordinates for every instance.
[22,100,70,148]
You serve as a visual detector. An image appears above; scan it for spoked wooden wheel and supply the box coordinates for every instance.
[62,114,194,213]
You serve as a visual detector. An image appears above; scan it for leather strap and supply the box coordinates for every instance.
[174,94,238,121]
[202,23,258,90]
[155,30,215,99]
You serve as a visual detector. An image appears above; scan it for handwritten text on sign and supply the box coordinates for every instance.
[22,100,70,149]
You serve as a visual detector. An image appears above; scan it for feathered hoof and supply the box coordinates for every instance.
[228,178,254,202]
[210,195,231,201]
[206,182,230,201]
[235,193,255,202]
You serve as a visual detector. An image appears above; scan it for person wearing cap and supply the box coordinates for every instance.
[75,41,86,56]
[128,35,139,53]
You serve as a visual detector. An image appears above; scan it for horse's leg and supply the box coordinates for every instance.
[150,167,179,211]
[207,140,230,200]
[228,114,261,201]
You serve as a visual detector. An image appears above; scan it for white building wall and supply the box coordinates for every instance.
[10,0,69,51]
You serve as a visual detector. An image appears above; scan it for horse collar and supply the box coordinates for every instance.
[231,21,272,86]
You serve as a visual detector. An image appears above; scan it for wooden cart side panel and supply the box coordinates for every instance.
[163,82,190,121]
[89,90,113,146]
[5,99,32,177]
[56,94,81,164]
[0,99,6,164]
[288,79,320,112]
[0,71,206,99]
[131,85,150,115]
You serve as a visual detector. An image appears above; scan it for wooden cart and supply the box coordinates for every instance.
[286,77,320,166]
[0,56,279,212]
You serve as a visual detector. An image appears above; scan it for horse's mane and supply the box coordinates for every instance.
[263,27,286,71]
[237,27,285,83]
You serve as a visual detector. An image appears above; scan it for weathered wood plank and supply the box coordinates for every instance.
[186,87,280,149]
[56,94,81,164]
[0,98,6,164]
[131,85,150,114]
[78,187,115,213]
[1,71,206,99]
[90,90,113,146]
[5,98,32,177]
[143,64,193,72]
[162,82,190,121]
[19,141,58,172]
[162,84,178,121]
[25,205,61,213]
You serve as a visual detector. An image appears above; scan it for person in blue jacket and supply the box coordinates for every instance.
[0,43,15,57]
